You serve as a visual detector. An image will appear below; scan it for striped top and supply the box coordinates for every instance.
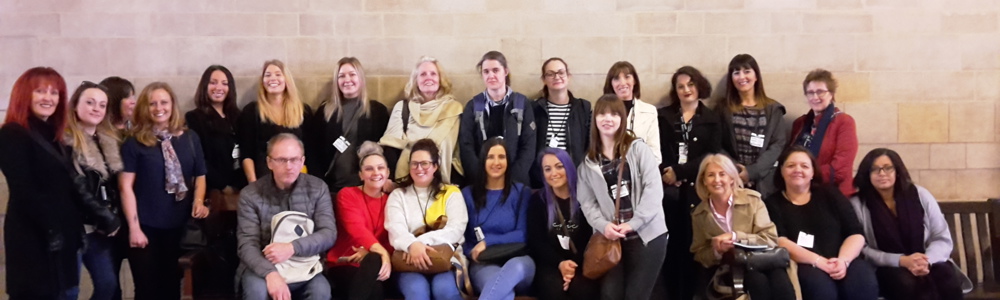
[732,106,768,166]
[545,102,571,149]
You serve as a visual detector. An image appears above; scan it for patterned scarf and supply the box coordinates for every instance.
[156,130,188,201]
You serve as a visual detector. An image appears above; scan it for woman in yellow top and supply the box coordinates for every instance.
[690,154,795,300]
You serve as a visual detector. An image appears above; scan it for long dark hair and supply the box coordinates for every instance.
[397,139,445,198]
[99,76,134,126]
[602,61,641,99]
[854,148,915,202]
[722,54,774,111]
[538,148,579,230]
[193,65,240,119]
[587,94,636,162]
[773,145,824,191]
[472,137,513,211]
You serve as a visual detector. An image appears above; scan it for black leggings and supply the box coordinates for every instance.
[876,262,963,300]
[744,267,796,300]
[600,233,668,300]
[324,253,398,300]
[128,225,184,300]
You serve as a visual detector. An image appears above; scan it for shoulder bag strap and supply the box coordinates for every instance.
[614,158,624,225]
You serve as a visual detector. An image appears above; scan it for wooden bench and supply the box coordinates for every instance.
[939,199,1000,299]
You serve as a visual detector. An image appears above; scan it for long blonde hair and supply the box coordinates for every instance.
[256,60,305,128]
[133,82,185,147]
[65,82,120,153]
[404,56,453,103]
[324,57,371,122]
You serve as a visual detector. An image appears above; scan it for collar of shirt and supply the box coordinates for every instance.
[483,87,513,116]
[709,194,735,233]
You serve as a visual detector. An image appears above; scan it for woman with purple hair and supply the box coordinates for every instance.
[526,148,598,300]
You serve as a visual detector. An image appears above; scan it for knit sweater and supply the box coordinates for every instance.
[461,183,531,257]
[385,184,468,252]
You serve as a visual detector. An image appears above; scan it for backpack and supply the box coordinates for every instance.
[472,93,526,140]
[269,211,323,283]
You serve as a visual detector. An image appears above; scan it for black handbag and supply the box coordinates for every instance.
[733,247,790,272]
[476,242,527,265]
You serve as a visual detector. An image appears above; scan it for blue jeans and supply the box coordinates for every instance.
[470,255,535,300]
[397,271,463,300]
[242,271,331,300]
[81,232,120,300]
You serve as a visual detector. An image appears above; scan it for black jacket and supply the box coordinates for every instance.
[529,96,591,189]
[0,117,84,297]
[657,101,725,207]
[186,108,246,190]
[237,101,312,180]
[526,192,592,269]
[459,91,536,185]
[304,100,389,194]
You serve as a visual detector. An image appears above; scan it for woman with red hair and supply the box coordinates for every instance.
[0,67,84,299]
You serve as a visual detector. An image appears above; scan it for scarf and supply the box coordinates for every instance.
[795,103,837,156]
[864,185,925,254]
[156,130,188,201]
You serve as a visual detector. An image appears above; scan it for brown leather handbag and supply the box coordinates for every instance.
[582,160,625,279]
[390,215,456,274]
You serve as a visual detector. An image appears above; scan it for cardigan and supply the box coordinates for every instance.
[690,189,777,267]
[719,101,789,199]
[0,118,84,296]
[304,100,389,193]
[237,101,311,179]
[458,91,536,185]
[789,109,858,197]
[379,96,463,182]
[848,185,953,267]
[530,97,592,189]
[626,99,662,164]
[185,108,245,190]
[461,184,531,257]
[578,140,667,244]
[327,186,392,267]
[385,185,469,252]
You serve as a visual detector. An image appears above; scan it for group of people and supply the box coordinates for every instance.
[0,50,965,300]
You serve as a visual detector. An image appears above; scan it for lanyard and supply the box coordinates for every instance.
[553,198,578,254]
[679,114,693,142]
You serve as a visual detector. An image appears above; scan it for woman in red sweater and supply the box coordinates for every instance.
[325,141,396,299]
[788,69,858,197]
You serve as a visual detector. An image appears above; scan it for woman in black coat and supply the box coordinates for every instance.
[305,57,389,195]
[186,65,245,192]
[0,67,84,299]
[657,66,724,300]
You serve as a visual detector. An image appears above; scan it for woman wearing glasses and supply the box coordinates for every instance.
[530,58,591,189]
[849,148,964,300]
[788,69,858,197]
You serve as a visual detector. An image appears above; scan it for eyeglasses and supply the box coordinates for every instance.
[805,90,830,97]
[410,160,434,169]
[544,70,567,79]
[870,165,895,175]
[268,156,304,165]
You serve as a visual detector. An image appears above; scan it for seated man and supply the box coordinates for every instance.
[237,133,336,300]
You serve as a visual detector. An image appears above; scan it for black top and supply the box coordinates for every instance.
[186,108,245,190]
[121,131,208,229]
[0,117,84,295]
[765,186,864,258]
[236,101,312,179]
[303,100,389,194]
[458,92,536,186]
[527,192,593,269]
[530,96,592,189]
[657,101,724,207]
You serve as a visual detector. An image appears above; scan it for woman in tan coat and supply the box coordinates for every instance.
[690,154,796,300]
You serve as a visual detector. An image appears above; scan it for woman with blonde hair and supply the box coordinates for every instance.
[120,82,209,299]
[380,56,463,183]
[690,154,794,300]
[306,57,389,195]
[65,81,126,300]
[238,59,312,183]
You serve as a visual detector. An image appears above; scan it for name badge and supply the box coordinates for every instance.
[750,133,765,148]
[678,142,688,164]
[231,144,241,159]
[610,181,630,198]
[548,134,560,148]
[557,234,571,250]
[474,226,485,242]
[333,136,351,153]
[797,231,815,248]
